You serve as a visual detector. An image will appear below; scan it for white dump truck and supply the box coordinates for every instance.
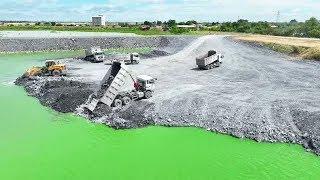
[196,50,223,70]
[104,53,140,65]
[84,62,156,111]
[125,52,140,64]
[84,46,105,63]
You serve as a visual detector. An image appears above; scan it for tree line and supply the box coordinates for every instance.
[216,17,320,38]
[143,17,320,38]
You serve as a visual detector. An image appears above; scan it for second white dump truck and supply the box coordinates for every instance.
[84,46,105,63]
[196,50,223,70]
[84,62,156,111]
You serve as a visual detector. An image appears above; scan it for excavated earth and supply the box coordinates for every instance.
[16,35,320,155]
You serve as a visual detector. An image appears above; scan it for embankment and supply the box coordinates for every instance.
[0,36,195,53]
[233,35,320,60]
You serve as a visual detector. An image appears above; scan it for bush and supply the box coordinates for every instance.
[302,47,320,60]
[169,27,190,34]
[308,29,320,38]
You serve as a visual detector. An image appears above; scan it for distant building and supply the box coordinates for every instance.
[92,15,106,26]
[177,24,197,28]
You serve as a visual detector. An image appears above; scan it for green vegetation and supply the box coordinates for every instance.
[237,36,320,60]
[2,17,320,38]
[104,47,153,54]
[263,43,308,54]
[0,25,170,36]
[301,47,320,60]
[216,17,320,38]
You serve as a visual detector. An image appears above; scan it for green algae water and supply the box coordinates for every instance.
[1,52,320,180]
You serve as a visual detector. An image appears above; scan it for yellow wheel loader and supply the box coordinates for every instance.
[24,60,67,77]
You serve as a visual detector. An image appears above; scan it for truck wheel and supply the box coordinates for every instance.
[122,96,132,105]
[52,70,61,76]
[113,99,123,109]
[144,91,152,99]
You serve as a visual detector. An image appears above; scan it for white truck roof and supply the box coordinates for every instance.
[137,75,154,81]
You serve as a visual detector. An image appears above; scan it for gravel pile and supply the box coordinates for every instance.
[0,36,196,53]
[15,76,94,113]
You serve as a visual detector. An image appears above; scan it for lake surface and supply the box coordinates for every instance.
[1,52,320,179]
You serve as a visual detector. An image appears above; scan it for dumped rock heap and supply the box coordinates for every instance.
[15,76,94,113]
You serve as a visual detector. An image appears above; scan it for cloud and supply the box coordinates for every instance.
[0,0,319,22]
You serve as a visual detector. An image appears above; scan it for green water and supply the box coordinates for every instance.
[1,52,320,180]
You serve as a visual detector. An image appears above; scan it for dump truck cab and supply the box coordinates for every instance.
[129,53,140,64]
[136,75,155,92]
[85,46,105,63]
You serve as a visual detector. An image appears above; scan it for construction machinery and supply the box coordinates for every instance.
[24,60,67,77]
[104,53,140,65]
[124,53,140,64]
[84,46,105,63]
[84,62,156,111]
[196,50,224,70]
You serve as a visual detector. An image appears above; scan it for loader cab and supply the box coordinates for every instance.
[136,75,156,91]
[45,60,57,67]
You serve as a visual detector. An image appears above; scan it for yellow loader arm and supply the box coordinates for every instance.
[24,67,43,77]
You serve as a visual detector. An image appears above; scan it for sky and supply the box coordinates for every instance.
[1,0,320,22]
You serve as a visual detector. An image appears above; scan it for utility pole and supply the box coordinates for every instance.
[276,10,280,23]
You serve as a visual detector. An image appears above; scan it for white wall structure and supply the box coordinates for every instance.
[92,15,106,26]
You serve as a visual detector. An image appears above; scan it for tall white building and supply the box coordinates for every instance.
[92,15,106,26]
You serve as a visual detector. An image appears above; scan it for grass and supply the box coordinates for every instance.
[0,25,171,35]
[0,25,241,36]
[104,47,153,54]
[234,34,320,60]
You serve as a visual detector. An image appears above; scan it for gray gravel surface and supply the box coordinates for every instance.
[16,35,320,155]
[0,36,195,53]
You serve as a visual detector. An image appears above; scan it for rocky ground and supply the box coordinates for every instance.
[16,35,320,155]
[0,35,195,52]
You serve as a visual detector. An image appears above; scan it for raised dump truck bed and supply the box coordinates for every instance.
[85,62,131,111]
[84,62,156,111]
[196,50,223,70]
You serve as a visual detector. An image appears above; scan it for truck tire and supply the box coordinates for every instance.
[214,62,220,67]
[144,91,152,99]
[122,96,132,105]
[113,99,123,109]
[52,70,61,76]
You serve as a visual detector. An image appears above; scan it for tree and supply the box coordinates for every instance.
[143,21,152,26]
[35,22,41,26]
[305,17,319,37]
[43,22,51,26]
[50,22,56,26]
[211,22,219,26]
[305,17,319,30]
[236,19,251,33]
[156,21,162,26]
[167,20,176,28]
[289,19,298,24]
[186,20,197,25]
